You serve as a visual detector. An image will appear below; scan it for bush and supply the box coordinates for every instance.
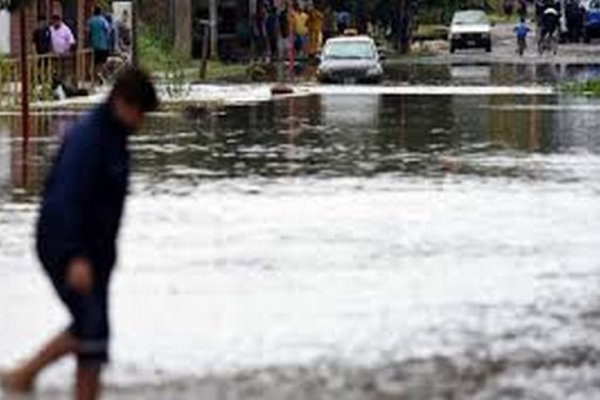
[138,25,190,72]
[563,79,600,96]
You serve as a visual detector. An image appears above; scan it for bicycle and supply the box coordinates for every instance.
[538,33,558,55]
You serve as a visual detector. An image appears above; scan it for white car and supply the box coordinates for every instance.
[317,36,384,84]
[449,10,492,53]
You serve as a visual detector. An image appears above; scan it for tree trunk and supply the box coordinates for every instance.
[173,0,192,57]
[209,0,218,59]
[396,0,412,54]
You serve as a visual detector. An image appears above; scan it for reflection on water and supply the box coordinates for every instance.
[385,62,600,86]
[2,93,600,201]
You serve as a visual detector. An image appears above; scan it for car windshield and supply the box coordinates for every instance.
[453,11,488,25]
[590,0,600,9]
[324,41,376,60]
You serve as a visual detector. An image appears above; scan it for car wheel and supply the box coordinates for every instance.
[584,32,591,43]
[450,44,456,54]
[486,44,492,53]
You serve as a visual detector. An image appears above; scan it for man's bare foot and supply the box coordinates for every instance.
[0,369,35,393]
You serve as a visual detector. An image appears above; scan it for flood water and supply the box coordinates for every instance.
[2,91,600,399]
[347,62,600,86]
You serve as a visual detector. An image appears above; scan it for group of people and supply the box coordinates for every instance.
[513,0,590,55]
[564,0,586,43]
[32,7,131,83]
[86,7,132,79]
[251,1,362,61]
[33,14,76,57]
[513,0,578,55]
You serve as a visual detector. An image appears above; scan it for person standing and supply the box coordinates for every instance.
[306,5,324,59]
[293,4,309,56]
[88,7,111,78]
[265,3,279,61]
[337,9,351,35]
[253,3,268,60]
[33,18,52,55]
[50,14,76,56]
[117,10,132,55]
[0,68,159,400]
[279,4,290,58]
[50,15,76,82]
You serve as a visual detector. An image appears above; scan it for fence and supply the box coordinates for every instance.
[0,49,95,108]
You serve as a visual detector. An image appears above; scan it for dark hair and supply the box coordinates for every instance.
[94,7,102,16]
[109,67,159,112]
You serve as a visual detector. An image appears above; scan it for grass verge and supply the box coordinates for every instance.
[561,79,600,96]
[138,26,249,82]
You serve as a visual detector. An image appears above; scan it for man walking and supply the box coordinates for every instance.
[88,7,111,78]
[1,68,158,400]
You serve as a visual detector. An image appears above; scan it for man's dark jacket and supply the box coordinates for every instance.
[37,103,130,273]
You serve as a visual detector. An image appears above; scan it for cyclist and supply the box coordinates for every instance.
[539,4,560,45]
[514,17,531,55]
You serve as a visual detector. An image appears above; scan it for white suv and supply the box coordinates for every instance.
[449,10,493,53]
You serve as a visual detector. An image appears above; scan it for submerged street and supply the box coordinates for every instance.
[2,67,600,398]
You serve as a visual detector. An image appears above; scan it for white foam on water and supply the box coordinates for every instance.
[297,84,555,96]
[26,83,556,112]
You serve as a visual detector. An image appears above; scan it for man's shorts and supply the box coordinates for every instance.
[40,254,113,366]
[93,49,110,66]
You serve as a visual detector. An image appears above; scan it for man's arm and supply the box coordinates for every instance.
[66,26,76,51]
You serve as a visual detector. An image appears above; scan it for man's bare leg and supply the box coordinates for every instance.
[1,331,78,392]
[76,364,101,400]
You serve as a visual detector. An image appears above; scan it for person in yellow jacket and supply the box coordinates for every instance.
[292,4,309,55]
[306,5,324,58]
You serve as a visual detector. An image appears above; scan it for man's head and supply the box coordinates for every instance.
[51,15,61,29]
[108,68,159,131]
[94,7,102,16]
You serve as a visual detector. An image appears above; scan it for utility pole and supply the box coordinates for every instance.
[209,0,218,58]
[19,6,29,187]
[132,0,139,66]
[174,0,192,56]
[19,6,29,145]
[398,0,412,54]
